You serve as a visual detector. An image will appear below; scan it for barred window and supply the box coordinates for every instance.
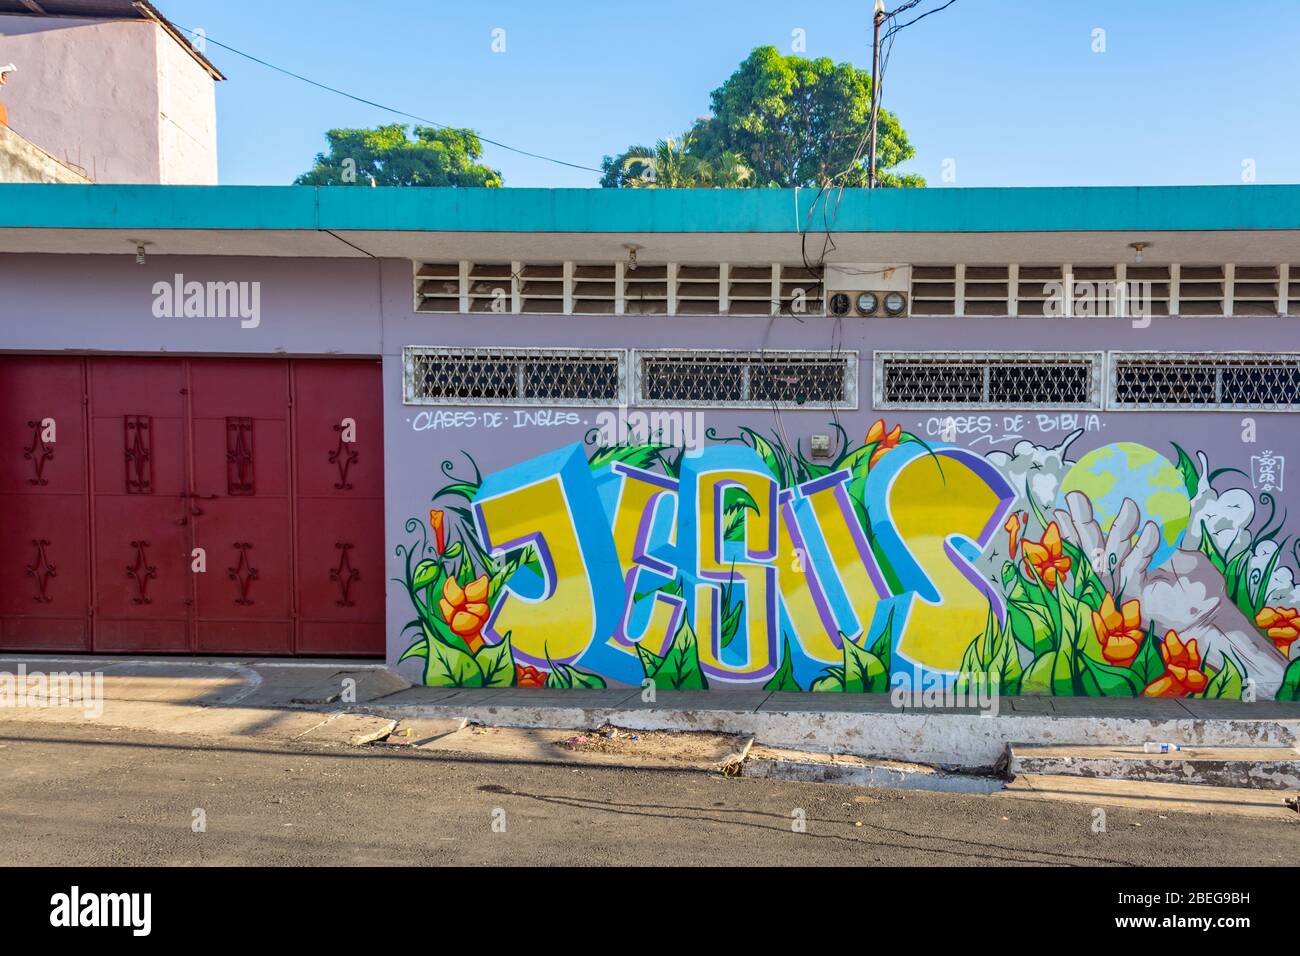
[1110,353,1300,410]
[634,350,857,408]
[874,351,1103,409]
[403,347,626,405]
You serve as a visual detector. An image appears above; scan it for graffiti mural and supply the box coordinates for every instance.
[396,422,1300,701]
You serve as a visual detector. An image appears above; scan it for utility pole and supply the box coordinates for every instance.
[868,0,885,188]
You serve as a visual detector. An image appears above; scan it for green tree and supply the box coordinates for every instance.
[296,124,503,187]
[604,132,753,189]
[601,46,922,188]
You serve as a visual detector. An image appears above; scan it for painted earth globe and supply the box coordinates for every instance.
[1056,442,1190,570]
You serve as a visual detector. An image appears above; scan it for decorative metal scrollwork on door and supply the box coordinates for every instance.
[24,420,54,486]
[225,417,255,496]
[26,539,55,603]
[329,424,358,491]
[124,415,153,494]
[126,540,158,605]
[227,542,258,606]
[330,542,360,607]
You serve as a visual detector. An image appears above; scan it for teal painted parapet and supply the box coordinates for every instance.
[3,183,1300,233]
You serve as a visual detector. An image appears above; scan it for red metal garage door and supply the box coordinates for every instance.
[0,356,385,657]
[0,357,92,650]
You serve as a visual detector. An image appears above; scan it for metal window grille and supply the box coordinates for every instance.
[403,347,627,406]
[634,350,857,408]
[874,351,1104,409]
[1109,352,1300,410]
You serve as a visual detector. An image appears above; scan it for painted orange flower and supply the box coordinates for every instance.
[1091,593,1143,666]
[1141,631,1208,698]
[1004,511,1024,558]
[1255,606,1299,656]
[429,508,446,556]
[866,419,902,467]
[516,665,547,688]
[439,574,490,653]
[1021,521,1072,590]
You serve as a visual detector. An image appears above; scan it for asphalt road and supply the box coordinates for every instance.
[0,719,1295,867]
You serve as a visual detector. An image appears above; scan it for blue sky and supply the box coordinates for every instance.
[163,0,1300,189]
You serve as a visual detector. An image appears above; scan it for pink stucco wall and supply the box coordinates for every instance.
[0,15,216,184]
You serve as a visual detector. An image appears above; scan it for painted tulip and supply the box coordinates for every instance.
[1141,631,1208,698]
[439,574,491,653]
[1004,512,1022,558]
[1255,606,1299,656]
[1021,521,1072,591]
[865,419,902,468]
[516,664,547,688]
[1091,593,1143,666]
[429,508,446,556]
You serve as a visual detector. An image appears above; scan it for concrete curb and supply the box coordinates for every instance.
[1008,744,1300,790]
[347,700,1300,771]
[744,747,1005,793]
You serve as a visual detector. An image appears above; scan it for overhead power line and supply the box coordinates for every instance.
[176,27,604,174]
[867,0,960,187]
[884,0,961,39]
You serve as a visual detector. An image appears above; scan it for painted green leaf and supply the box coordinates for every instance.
[1196,655,1245,700]
[742,429,787,486]
[1198,520,1228,574]
[1006,561,1050,614]
[1020,651,1055,695]
[545,662,608,690]
[488,545,540,601]
[1276,657,1300,702]
[587,443,669,471]
[1170,442,1200,501]
[810,665,846,693]
[636,642,665,679]
[1048,584,1102,694]
[1078,653,1142,697]
[1022,559,1064,639]
[956,606,1022,695]
[456,556,475,587]
[476,636,516,688]
[867,606,894,669]
[723,486,759,543]
[997,628,1024,694]
[397,636,430,664]
[842,638,889,693]
[1250,546,1284,618]
[642,616,709,690]
[1000,561,1018,592]
[412,559,443,590]
[719,595,744,648]
[1129,624,1165,687]
[436,481,481,501]
[1059,538,1106,612]
[833,443,872,473]
[423,626,484,688]
[763,637,803,692]
[1051,624,1078,695]
[1006,599,1055,657]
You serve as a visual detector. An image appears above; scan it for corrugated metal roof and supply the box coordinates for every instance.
[0,0,225,80]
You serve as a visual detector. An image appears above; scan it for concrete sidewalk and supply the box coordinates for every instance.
[3,654,1299,770]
